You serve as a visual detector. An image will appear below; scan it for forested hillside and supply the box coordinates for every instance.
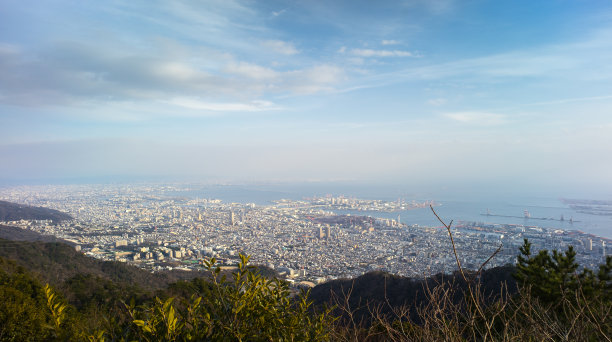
[309,264,517,324]
[0,200,72,222]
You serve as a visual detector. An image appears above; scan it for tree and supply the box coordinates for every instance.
[0,258,55,341]
[514,238,611,311]
[514,239,582,303]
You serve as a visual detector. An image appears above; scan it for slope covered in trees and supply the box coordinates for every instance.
[0,224,66,243]
[0,238,199,290]
[0,200,73,222]
[309,264,517,324]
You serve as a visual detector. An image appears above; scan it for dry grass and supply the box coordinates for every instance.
[327,207,611,341]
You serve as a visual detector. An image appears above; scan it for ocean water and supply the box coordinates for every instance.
[175,184,612,239]
[335,199,612,239]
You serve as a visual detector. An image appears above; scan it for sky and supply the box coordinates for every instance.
[1,0,612,197]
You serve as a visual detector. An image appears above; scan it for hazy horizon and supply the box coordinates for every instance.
[1,1,612,199]
[1,178,610,203]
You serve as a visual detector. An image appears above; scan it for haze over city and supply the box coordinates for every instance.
[1,0,612,198]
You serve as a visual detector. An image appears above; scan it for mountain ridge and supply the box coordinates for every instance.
[0,200,73,222]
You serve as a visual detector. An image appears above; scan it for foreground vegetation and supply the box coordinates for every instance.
[1,238,610,341]
[1,205,611,342]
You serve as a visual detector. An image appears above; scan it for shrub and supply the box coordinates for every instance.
[127,254,334,341]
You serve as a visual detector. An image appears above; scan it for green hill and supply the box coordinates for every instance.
[0,200,72,222]
[0,224,66,243]
[0,238,204,291]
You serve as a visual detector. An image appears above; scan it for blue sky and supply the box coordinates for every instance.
[1,0,612,195]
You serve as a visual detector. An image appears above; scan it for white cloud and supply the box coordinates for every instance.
[351,48,414,57]
[167,97,278,112]
[444,112,507,125]
[0,38,346,109]
[334,28,612,97]
[381,40,400,45]
[427,98,447,106]
[283,64,345,94]
[154,62,203,81]
[262,40,299,55]
[272,9,287,17]
[224,62,278,80]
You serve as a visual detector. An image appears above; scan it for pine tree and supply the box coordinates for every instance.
[514,239,611,305]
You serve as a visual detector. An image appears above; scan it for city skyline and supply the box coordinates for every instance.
[1,1,612,197]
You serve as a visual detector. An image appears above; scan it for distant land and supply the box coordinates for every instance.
[0,200,72,222]
[561,198,612,216]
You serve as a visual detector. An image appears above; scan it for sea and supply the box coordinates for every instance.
[171,183,612,240]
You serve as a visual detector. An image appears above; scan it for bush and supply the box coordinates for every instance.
[127,254,334,341]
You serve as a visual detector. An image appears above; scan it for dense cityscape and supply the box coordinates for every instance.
[0,184,608,289]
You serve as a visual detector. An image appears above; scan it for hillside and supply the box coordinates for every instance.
[0,200,73,222]
[0,224,66,243]
[0,238,205,293]
[0,238,276,310]
[309,265,517,323]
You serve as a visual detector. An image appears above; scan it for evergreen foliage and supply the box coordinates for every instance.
[514,238,611,305]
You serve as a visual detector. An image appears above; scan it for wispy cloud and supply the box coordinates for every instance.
[428,98,447,106]
[282,65,345,94]
[525,94,612,106]
[261,40,299,55]
[381,40,400,46]
[271,9,287,17]
[224,62,278,80]
[332,27,612,99]
[166,98,279,112]
[0,39,343,109]
[444,112,507,126]
[350,48,414,57]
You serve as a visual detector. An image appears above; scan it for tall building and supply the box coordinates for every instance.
[326,225,331,239]
[230,211,236,226]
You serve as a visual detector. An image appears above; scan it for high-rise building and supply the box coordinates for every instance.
[230,211,236,226]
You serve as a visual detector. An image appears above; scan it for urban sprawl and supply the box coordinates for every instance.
[0,184,609,289]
